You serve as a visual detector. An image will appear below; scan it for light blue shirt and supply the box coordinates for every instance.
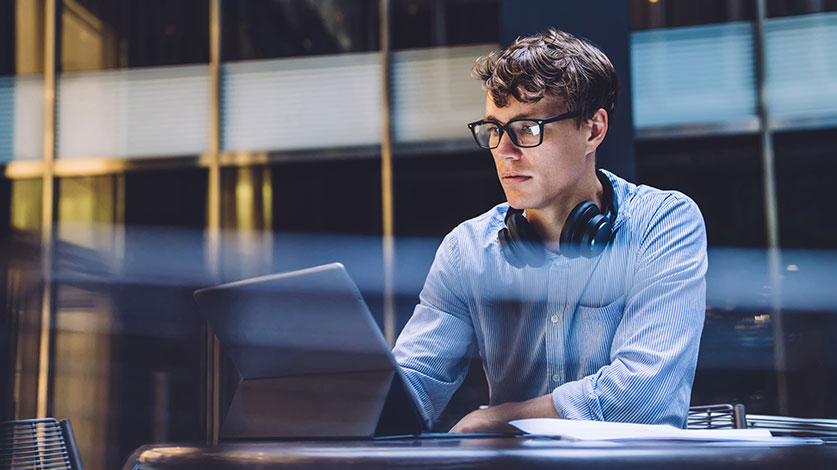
[393,169,707,429]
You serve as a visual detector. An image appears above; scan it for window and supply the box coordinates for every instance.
[222,0,379,61]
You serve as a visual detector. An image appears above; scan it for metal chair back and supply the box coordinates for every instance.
[0,418,83,470]
[688,404,748,429]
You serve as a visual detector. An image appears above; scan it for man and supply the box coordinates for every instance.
[393,29,707,432]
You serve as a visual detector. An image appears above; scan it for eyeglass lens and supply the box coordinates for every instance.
[473,121,541,149]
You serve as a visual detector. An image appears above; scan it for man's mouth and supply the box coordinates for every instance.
[502,175,531,184]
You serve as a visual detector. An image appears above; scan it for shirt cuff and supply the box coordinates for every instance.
[551,376,602,421]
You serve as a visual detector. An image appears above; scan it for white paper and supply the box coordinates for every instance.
[509,418,775,441]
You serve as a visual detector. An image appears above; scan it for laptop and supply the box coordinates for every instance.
[193,263,432,439]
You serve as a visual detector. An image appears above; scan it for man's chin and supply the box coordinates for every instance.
[504,191,523,209]
[504,193,535,210]
[506,200,532,210]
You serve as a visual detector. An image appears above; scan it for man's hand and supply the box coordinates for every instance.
[448,405,517,433]
[449,393,560,433]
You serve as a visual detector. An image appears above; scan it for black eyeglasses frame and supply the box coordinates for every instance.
[467,111,581,149]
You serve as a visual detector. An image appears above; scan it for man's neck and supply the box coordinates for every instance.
[526,169,605,253]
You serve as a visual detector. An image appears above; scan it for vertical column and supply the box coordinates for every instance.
[204,0,222,444]
[36,0,58,420]
[379,0,396,346]
[753,0,787,415]
[499,0,636,181]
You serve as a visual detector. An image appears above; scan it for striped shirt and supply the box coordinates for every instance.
[393,169,707,429]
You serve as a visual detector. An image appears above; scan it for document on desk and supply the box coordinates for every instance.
[509,418,774,441]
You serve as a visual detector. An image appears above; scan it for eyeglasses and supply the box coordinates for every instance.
[467,111,580,150]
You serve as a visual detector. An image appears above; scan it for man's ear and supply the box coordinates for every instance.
[586,108,608,152]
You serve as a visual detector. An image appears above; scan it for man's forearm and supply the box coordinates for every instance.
[500,393,561,421]
[449,393,560,433]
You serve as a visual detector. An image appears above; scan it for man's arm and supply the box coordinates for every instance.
[394,231,478,425]
[449,393,559,433]
[451,194,707,431]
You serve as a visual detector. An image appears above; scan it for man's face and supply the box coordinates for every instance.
[484,94,592,211]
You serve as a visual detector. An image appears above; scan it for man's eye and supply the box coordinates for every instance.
[521,125,539,136]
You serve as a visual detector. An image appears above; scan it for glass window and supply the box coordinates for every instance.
[272,158,382,236]
[0,177,43,421]
[392,43,491,144]
[1,0,46,163]
[222,0,379,61]
[269,157,384,327]
[394,150,502,238]
[0,1,11,76]
[764,11,837,128]
[631,0,755,31]
[391,0,499,50]
[61,0,209,72]
[1,0,46,75]
[221,53,381,153]
[52,174,123,470]
[635,135,767,248]
[116,168,207,459]
[630,20,758,131]
[219,165,274,282]
[767,0,837,18]
[774,129,837,250]
[51,170,208,469]
[57,0,211,160]
[771,129,837,417]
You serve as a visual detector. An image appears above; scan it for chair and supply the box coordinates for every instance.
[0,418,83,470]
[688,403,748,429]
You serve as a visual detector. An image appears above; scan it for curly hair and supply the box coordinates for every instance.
[473,29,618,127]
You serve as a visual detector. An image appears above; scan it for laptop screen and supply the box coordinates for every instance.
[194,263,429,438]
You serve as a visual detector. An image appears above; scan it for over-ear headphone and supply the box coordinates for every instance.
[498,170,617,268]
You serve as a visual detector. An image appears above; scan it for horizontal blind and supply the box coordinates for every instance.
[391,44,494,143]
[222,52,381,152]
[631,22,757,129]
[0,74,44,162]
[766,12,837,126]
[56,64,210,159]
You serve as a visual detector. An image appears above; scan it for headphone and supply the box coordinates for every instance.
[498,170,617,268]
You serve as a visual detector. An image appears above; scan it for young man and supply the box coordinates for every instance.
[393,29,707,432]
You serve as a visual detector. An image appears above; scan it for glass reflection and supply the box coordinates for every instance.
[392,0,499,50]
[222,0,379,61]
[61,0,209,72]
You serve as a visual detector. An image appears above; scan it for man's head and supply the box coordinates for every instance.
[473,28,618,126]
[470,29,618,214]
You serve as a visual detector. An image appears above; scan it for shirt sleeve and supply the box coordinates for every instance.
[552,194,708,428]
[393,231,478,424]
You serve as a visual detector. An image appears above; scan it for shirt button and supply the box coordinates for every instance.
[550,315,559,324]
[552,374,560,382]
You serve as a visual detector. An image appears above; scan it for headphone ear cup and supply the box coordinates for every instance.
[578,213,612,258]
[499,209,545,268]
[560,202,598,259]
[587,215,613,258]
[498,227,526,268]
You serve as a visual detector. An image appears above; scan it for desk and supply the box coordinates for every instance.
[124,436,837,469]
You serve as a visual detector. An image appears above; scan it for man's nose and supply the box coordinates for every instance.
[493,132,522,160]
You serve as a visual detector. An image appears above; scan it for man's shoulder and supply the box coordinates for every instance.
[447,202,508,241]
[436,203,508,266]
[604,169,703,234]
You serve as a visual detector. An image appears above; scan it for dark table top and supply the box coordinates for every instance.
[124,435,837,470]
